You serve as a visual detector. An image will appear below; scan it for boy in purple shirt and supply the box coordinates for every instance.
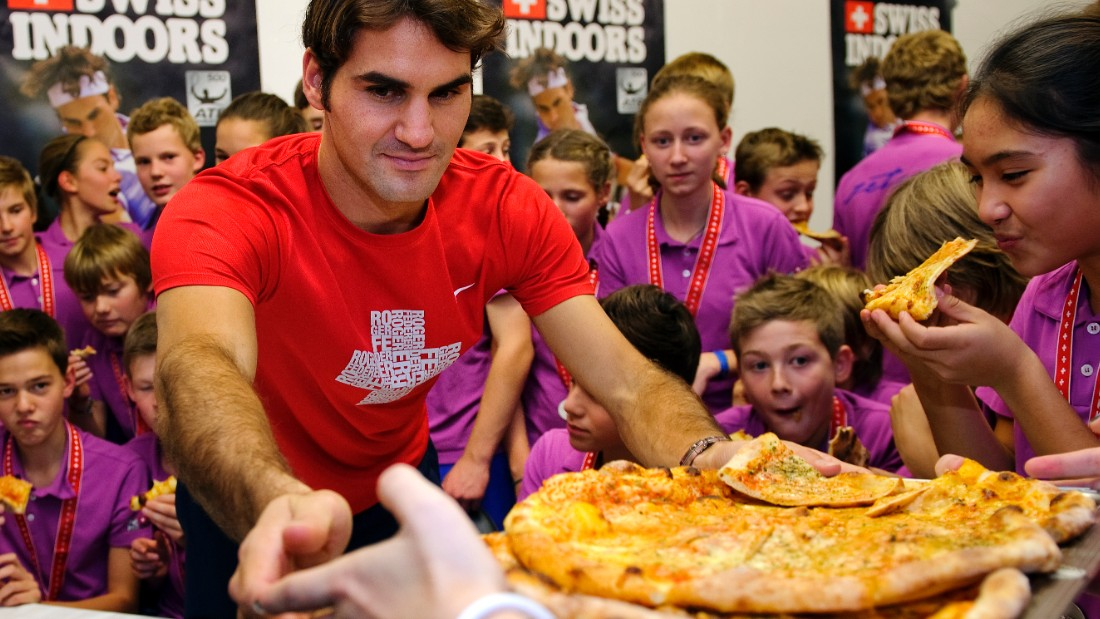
[0,309,147,610]
[64,224,154,443]
[521,285,701,499]
[833,29,968,270]
[714,274,903,473]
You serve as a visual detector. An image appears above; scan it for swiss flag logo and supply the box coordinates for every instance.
[845,1,875,34]
[8,0,73,9]
[503,0,546,20]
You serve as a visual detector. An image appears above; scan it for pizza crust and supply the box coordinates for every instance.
[863,237,977,320]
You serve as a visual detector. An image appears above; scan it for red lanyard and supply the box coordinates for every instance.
[894,120,953,141]
[1054,268,1100,421]
[716,157,730,185]
[829,395,848,440]
[645,184,725,317]
[110,352,150,436]
[0,244,55,316]
[4,422,84,601]
[581,451,597,471]
[554,266,600,390]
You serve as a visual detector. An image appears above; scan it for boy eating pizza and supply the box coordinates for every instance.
[716,274,904,473]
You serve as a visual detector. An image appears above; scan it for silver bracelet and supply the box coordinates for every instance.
[679,435,732,467]
[454,592,556,619]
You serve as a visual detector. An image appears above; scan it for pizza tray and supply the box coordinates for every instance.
[1024,490,1100,618]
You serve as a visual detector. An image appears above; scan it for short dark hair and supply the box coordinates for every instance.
[463,94,513,138]
[303,0,505,109]
[20,45,111,102]
[218,91,307,139]
[734,127,823,193]
[38,134,91,201]
[600,285,701,385]
[960,12,1100,184]
[123,311,157,374]
[730,274,845,360]
[0,156,38,216]
[0,309,68,376]
[527,129,613,195]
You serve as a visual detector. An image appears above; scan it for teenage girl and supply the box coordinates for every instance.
[863,11,1100,476]
[592,75,806,412]
[520,129,611,447]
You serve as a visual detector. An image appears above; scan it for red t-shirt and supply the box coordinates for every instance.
[152,134,590,511]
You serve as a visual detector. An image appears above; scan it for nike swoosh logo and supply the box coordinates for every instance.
[453,283,476,297]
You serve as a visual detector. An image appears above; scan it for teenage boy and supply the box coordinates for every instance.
[0,157,85,349]
[0,309,148,610]
[20,46,157,229]
[833,29,967,269]
[716,274,903,472]
[127,97,205,241]
[64,224,154,443]
[520,285,701,498]
[458,94,514,163]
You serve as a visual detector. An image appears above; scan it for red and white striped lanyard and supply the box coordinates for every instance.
[0,244,55,316]
[4,422,84,601]
[645,184,725,317]
[554,265,600,390]
[581,451,597,471]
[829,395,848,440]
[894,120,953,141]
[1054,268,1100,421]
[716,157,730,185]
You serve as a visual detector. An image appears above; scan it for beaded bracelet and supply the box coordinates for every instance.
[455,592,557,619]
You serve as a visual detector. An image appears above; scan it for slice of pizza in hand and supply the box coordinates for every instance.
[130,476,178,511]
[863,237,978,321]
[0,475,32,514]
[719,432,903,507]
[793,220,843,242]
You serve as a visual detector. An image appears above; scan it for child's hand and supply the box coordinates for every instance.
[66,354,94,395]
[692,351,737,396]
[0,552,42,606]
[812,235,850,267]
[624,155,654,211]
[130,536,168,580]
[143,493,184,546]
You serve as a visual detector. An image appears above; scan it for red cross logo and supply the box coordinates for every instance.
[845,1,874,34]
[503,0,546,19]
[7,0,73,9]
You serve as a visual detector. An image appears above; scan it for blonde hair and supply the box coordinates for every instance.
[123,311,157,373]
[882,29,967,119]
[867,161,1027,320]
[128,97,202,152]
[635,75,729,189]
[795,265,880,390]
[0,156,38,215]
[63,224,151,298]
[730,274,845,359]
[652,52,734,108]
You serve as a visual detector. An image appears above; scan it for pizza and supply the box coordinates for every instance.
[70,345,97,359]
[792,220,842,242]
[130,476,177,511]
[0,475,32,515]
[498,434,1096,617]
[863,237,977,320]
[828,425,870,468]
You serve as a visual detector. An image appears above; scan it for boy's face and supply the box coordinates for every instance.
[131,124,204,207]
[738,319,852,449]
[0,186,37,264]
[77,273,151,338]
[460,129,510,162]
[532,83,578,132]
[215,118,270,165]
[300,106,324,133]
[743,159,820,225]
[561,384,624,456]
[126,353,157,431]
[530,158,607,240]
[862,88,897,129]
[0,347,74,449]
[56,91,126,150]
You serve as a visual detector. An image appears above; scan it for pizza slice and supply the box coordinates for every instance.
[792,220,842,242]
[0,475,32,514]
[130,475,177,511]
[718,432,903,506]
[863,237,977,320]
[70,345,97,359]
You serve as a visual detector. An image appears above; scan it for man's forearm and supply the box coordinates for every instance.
[157,336,307,540]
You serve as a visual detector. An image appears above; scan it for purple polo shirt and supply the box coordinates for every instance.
[126,433,184,619]
[521,225,604,446]
[30,230,89,351]
[714,388,904,473]
[520,428,588,500]
[976,262,1100,474]
[0,424,149,602]
[851,377,908,407]
[591,191,808,410]
[81,328,136,441]
[833,127,962,269]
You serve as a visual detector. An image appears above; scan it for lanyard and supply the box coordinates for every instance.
[581,451,597,471]
[0,244,55,316]
[645,184,725,317]
[554,265,600,390]
[1054,268,1100,421]
[829,395,848,441]
[894,120,954,141]
[4,422,84,601]
[716,157,730,185]
[110,351,150,436]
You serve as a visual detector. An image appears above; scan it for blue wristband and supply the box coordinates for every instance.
[714,350,730,378]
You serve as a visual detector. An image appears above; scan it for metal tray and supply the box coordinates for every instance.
[1025,489,1100,618]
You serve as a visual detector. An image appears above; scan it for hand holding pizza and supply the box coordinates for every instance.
[255,464,511,619]
[229,487,353,618]
[142,493,184,546]
[0,552,42,606]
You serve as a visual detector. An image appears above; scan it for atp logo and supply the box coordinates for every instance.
[503,0,546,20]
[7,0,73,9]
[845,1,875,34]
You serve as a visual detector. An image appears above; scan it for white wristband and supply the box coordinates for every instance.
[455,592,556,619]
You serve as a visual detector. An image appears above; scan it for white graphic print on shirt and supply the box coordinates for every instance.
[336,310,461,404]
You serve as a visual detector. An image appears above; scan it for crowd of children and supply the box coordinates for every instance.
[1,2,1100,616]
